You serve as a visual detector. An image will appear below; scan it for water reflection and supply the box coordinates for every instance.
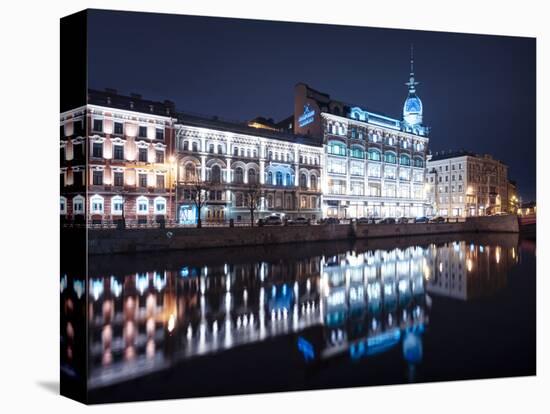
[61,234,522,389]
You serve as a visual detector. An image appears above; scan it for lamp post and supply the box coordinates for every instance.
[169,155,176,225]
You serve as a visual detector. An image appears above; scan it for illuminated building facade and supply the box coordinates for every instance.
[174,114,323,224]
[60,89,322,226]
[60,89,178,226]
[425,151,510,217]
[292,52,430,219]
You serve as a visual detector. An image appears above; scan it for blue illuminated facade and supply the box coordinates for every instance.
[294,50,431,219]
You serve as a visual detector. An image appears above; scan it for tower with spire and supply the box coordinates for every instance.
[403,44,424,127]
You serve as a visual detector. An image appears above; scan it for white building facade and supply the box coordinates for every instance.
[175,115,323,224]
[293,52,430,219]
[426,151,509,217]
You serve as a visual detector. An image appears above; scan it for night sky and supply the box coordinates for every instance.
[87,9,536,201]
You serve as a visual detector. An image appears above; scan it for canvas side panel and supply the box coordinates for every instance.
[60,9,89,404]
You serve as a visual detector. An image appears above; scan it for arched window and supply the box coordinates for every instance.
[209,144,214,154]
[111,195,124,215]
[185,164,196,181]
[300,173,308,189]
[368,149,381,161]
[400,154,411,166]
[136,196,149,215]
[350,145,365,159]
[267,171,273,184]
[183,140,189,151]
[235,192,244,207]
[384,152,397,164]
[154,197,166,214]
[414,157,424,168]
[285,173,291,186]
[328,141,346,156]
[233,146,239,156]
[211,165,221,183]
[60,196,67,215]
[248,169,256,184]
[276,171,283,186]
[73,195,85,215]
[268,151,273,160]
[234,167,244,184]
[310,175,317,191]
[90,195,104,214]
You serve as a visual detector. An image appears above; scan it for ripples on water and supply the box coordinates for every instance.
[60,233,535,400]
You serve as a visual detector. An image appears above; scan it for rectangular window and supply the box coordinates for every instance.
[384,166,396,180]
[138,147,148,162]
[138,173,148,188]
[413,170,423,182]
[156,175,165,189]
[155,150,165,163]
[155,128,164,140]
[328,179,346,195]
[114,122,124,135]
[384,184,396,198]
[328,158,347,174]
[114,171,124,187]
[139,126,148,138]
[350,161,364,176]
[93,119,103,132]
[73,171,83,187]
[368,163,381,177]
[399,168,410,181]
[368,184,381,197]
[92,170,103,185]
[113,145,124,160]
[351,182,364,195]
[92,142,103,158]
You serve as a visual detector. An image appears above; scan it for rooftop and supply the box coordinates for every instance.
[88,88,320,147]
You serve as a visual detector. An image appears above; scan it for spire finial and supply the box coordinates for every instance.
[405,43,419,93]
[410,43,414,75]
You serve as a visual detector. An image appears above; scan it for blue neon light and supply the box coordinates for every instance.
[298,104,315,127]
[297,337,315,361]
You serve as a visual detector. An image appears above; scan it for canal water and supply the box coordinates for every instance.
[60,233,536,403]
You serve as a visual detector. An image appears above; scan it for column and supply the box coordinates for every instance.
[200,155,206,181]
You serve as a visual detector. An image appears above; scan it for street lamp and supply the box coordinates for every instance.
[169,155,176,225]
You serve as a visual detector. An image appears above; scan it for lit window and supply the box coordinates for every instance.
[60,197,67,215]
[112,196,124,215]
[154,197,166,214]
[137,197,149,215]
[73,196,84,214]
[90,195,104,214]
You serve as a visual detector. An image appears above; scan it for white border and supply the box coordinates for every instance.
[0,1,545,413]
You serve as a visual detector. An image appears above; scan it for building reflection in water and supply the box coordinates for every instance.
[61,237,520,388]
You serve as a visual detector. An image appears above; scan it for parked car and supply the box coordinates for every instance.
[356,217,371,225]
[379,217,396,224]
[320,217,340,225]
[430,216,446,223]
[263,215,283,225]
[396,217,410,224]
[414,216,430,223]
[288,216,310,225]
